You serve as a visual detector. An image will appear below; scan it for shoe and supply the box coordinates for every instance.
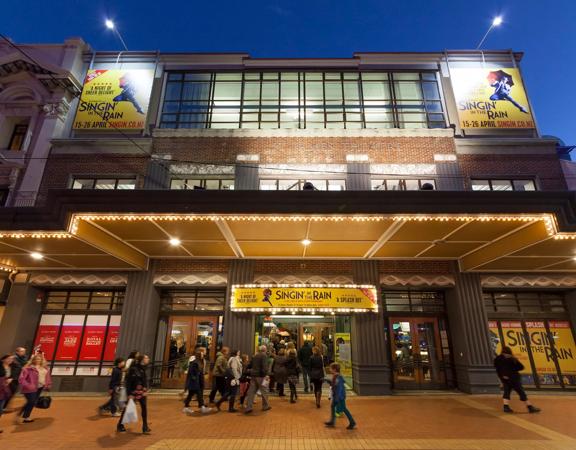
[22,419,34,424]
[201,406,212,414]
[528,405,541,414]
[262,406,272,412]
[228,408,239,413]
[182,407,194,415]
[243,409,253,414]
[346,423,356,430]
[290,399,296,404]
[216,401,222,411]
[111,412,121,417]
[98,407,108,416]
[142,427,151,435]
[278,393,286,397]
[117,424,126,433]
[335,412,343,418]
[316,403,320,409]
[503,405,514,413]
[325,421,335,427]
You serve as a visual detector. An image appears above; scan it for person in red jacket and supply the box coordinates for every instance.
[18,354,52,423]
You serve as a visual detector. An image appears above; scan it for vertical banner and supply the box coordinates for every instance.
[524,321,558,375]
[451,67,535,129]
[34,315,61,361]
[335,332,352,381]
[549,321,576,376]
[488,321,501,356]
[73,69,154,130]
[55,315,85,361]
[79,316,107,361]
[500,321,531,373]
[103,316,121,361]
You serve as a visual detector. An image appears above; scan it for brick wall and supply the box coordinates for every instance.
[254,260,353,275]
[378,260,454,274]
[458,154,567,190]
[155,259,230,273]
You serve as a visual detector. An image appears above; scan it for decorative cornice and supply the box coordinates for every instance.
[30,273,127,286]
[153,273,228,286]
[481,275,576,288]
[254,274,353,285]
[380,274,455,287]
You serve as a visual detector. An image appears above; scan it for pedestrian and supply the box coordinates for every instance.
[0,354,15,433]
[494,346,541,414]
[310,346,325,408]
[272,348,288,397]
[4,347,27,409]
[216,349,242,412]
[267,348,276,393]
[125,350,140,370]
[239,354,250,407]
[285,348,300,404]
[182,348,211,415]
[243,345,272,414]
[298,341,312,393]
[209,347,229,404]
[325,363,356,430]
[18,354,52,424]
[99,358,125,416]
[117,354,151,434]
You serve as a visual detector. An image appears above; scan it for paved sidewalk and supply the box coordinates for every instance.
[0,394,575,449]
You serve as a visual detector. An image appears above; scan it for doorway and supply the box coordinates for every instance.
[390,317,447,389]
[161,315,218,388]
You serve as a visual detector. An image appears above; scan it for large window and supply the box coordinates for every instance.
[383,290,445,313]
[170,178,234,190]
[34,290,124,377]
[371,179,436,191]
[260,179,346,191]
[8,123,28,151]
[471,179,536,192]
[72,178,136,190]
[160,71,446,130]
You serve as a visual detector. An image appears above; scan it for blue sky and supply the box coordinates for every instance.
[3,0,576,144]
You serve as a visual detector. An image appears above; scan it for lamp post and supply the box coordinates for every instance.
[476,16,503,49]
[105,19,129,51]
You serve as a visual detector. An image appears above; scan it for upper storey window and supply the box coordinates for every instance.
[159,71,445,130]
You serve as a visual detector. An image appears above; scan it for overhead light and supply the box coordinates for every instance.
[492,16,503,26]
[30,252,44,260]
[105,19,115,29]
[271,315,325,319]
[301,239,311,246]
[169,238,182,246]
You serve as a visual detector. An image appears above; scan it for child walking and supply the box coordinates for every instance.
[325,363,356,430]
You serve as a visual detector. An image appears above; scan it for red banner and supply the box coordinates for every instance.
[34,325,59,361]
[103,326,120,361]
[79,326,106,361]
[55,325,83,361]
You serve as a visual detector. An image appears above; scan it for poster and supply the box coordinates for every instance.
[451,67,535,129]
[231,285,378,311]
[103,316,121,361]
[500,321,531,373]
[55,315,84,361]
[335,332,352,381]
[79,316,107,361]
[73,69,154,130]
[524,322,558,374]
[34,315,61,361]
[549,321,576,376]
[488,321,501,356]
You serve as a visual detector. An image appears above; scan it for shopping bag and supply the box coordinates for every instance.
[261,377,270,388]
[121,399,138,425]
[36,395,52,409]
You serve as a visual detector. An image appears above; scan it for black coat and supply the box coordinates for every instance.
[285,356,300,377]
[185,359,205,391]
[249,353,269,378]
[494,354,524,382]
[126,363,148,395]
[309,354,324,381]
[10,355,26,382]
[108,367,123,390]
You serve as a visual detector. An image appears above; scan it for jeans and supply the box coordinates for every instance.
[244,377,270,411]
[100,390,118,414]
[502,379,528,401]
[21,388,43,419]
[217,383,239,410]
[185,388,205,408]
[301,367,311,391]
[209,376,226,402]
[329,400,355,426]
[118,396,148,430]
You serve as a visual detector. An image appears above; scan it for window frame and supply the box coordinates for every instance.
[170,177,235,190]
[70,177,137,190]
[470,178,537,192]
[8,123,29,151]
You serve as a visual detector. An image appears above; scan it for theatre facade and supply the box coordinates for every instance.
[0,41,575,394]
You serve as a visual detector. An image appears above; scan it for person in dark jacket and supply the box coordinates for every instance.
[243,345,272,414]
[494,346,540,414]
[309,346,325,408]
[182,348,212,415]
[117,354,151,434]
[297,341,312,393]
[272,349,288,397]
[99,358,125,416]
[325,363,356,430]
[0,354,15,433]
[4,347,27,409]
[285,349,300,404]
[209,347,229,404]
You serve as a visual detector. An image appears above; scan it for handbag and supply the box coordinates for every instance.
[36,394,52,409]
[122,398,139,425]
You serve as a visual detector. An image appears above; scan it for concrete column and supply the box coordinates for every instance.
[346,163,371,191]
[116,262,160,359]
[435,161,465,191]
[446,272,499,393]
[234,164,259,190]
[143,159,170,189]
[0,273,42,354]
[223,260,255,353]
[351,261,391,394]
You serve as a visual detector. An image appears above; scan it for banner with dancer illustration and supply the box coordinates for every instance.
[73,69,154,130]
[451,67,535,129]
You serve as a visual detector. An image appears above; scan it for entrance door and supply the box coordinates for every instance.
[390,317,445,389]
[299,322,335,362]
[162,316,217,388]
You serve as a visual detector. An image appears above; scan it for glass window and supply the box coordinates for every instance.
[94,179,116,190]
[471,180,491,191]
[72,179,95,190]
[260,180,278,190]
[513,180,536,191]
[491,180,513,191]
[116,179,136,190]
[8,123,28,151]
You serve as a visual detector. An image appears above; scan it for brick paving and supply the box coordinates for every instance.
[0,393,575,449]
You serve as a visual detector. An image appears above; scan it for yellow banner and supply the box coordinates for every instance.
[451,67,535,129]
[500,321,531,373]
[549,321,576,376]
[231,286,378,311]
[73,69,154,130]
[524,321,558,374]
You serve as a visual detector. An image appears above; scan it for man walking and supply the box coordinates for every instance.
[209,347,229,404]
[4,347,27,408]
[298,341,313,393]
[244,345,272,414]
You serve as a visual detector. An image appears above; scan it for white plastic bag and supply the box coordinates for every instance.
[122,399,138,425]
[261,377,270,388]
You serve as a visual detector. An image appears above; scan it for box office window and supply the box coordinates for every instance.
[34,290,124,376]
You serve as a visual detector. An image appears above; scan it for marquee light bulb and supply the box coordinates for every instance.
[301,239,311,246]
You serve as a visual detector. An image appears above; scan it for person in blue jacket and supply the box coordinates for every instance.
[182,348,211,415]
[324,363,356,430]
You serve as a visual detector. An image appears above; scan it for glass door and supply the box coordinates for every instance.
[390,317,445,388]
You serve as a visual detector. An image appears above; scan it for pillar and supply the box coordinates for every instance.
[346,163,371,191]
[350,261,391,394]
[564,291,576,339]
[116,262,160,359]
[446,272,499,393]
[143,159,170,189]
[223,260,255,353]
[234,164,259,190]
[0,273,42,354]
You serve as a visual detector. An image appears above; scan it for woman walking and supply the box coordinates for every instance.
[310,346,325,408]
[239,354,251,407]
[494,346,541,414]
[117,354,151,434]
[183,349,211,415]
[285,349,300,404]
[99,357,125,416]
[216,349,242,412]
[18,354,52,424]
[272,349,288,397]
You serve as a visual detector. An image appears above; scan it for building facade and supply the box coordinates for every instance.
[0,41,576,395]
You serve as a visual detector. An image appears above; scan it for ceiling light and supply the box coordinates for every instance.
[492,16,503,27]
[105,19,115,29]
[30,252,44,260]
[169,238,181,246]
[301,239,311,246]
